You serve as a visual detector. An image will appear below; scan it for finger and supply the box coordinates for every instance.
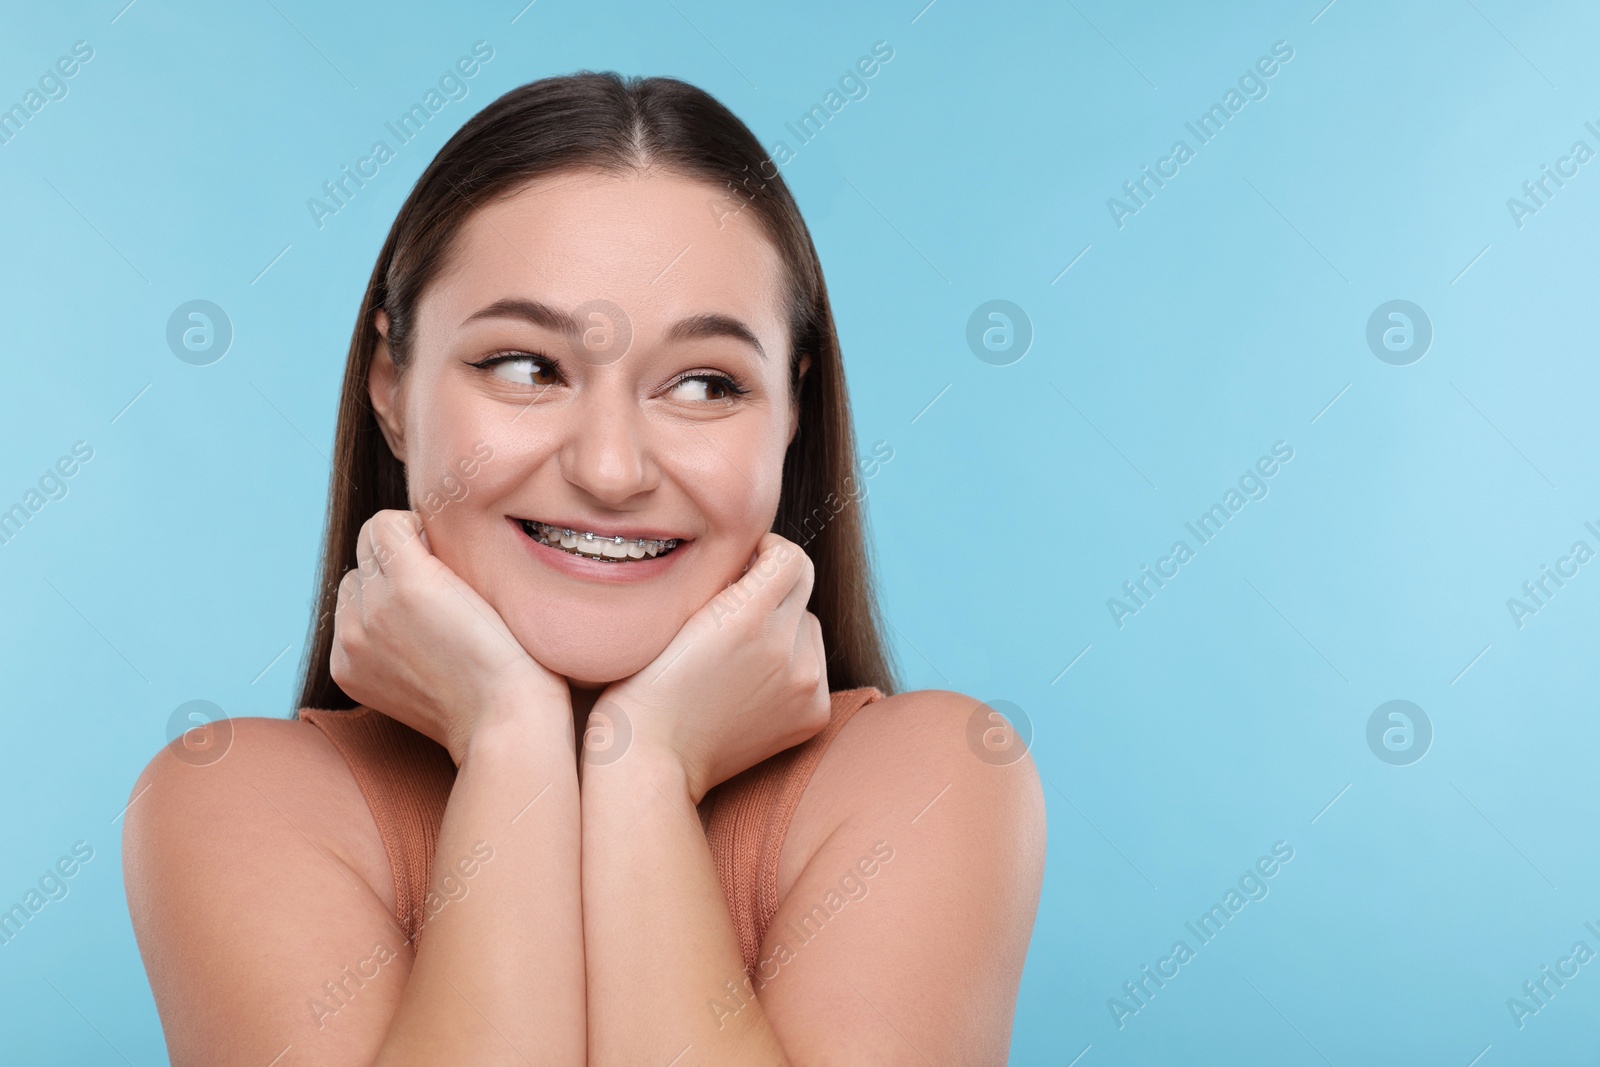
[795,610,824,671]
[363,509,426,579]
[771,545,815,632]
[732,542,760,583]
[358,511,395,579]
[730,533,808,614]
[385,510,430,573]
[353,513,379,582]
[336,567,369,634]
[328,636,353,693]
[336,566,363,615]
[809,612,829,698]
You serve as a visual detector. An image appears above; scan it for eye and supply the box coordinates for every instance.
[471,351,561,388]
[669,374,748,403]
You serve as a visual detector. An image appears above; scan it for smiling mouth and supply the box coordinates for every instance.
[516,518,684,563]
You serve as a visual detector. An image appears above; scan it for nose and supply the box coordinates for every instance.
[557,386,660,505]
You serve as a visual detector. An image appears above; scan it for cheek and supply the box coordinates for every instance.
[669,417,789,552]
[403,376,488,484]
[404,373,551,514]
[419,435,543,549]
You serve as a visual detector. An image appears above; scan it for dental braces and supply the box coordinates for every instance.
[523,519,681,552]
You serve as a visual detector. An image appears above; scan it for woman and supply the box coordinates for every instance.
[123,71,1045,1065]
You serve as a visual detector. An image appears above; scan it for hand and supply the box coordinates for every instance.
[589,532,831,802]
[330,509,571,764]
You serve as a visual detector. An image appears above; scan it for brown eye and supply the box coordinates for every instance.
[486,355,559,387]
[669,374,746,403]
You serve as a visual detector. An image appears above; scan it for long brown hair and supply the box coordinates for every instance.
[294,71,899,712]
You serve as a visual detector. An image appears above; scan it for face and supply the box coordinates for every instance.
[369,168,805,687]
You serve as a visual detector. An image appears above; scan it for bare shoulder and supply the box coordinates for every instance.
[122,713,394,926]
[778,688,1045,900]
[122,715,406,1063]
[763,689,1046,1062]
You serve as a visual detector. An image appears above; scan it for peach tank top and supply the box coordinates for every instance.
[298,686,883,975]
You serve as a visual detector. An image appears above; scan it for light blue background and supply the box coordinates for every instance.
[2,1,1597,1063]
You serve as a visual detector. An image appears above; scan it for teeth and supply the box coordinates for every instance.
[520,519,680,563]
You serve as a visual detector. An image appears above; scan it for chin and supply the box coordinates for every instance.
[507,616,676,688]
[433,512,759,689]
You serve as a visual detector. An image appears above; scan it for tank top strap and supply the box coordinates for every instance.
[698,685,885,977]
[297,706,456,947]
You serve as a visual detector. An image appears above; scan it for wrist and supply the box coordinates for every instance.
[456,691,574,769]
[586,736,700,803]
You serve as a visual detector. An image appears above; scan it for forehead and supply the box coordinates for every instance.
[425,167,790,349]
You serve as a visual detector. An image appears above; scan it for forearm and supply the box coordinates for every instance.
[581,749,789,1066]
[377,702,585,1065]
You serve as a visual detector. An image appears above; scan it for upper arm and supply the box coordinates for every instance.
[122,716,413,1066]
[758,690,1047,1064]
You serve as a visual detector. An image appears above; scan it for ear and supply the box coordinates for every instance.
[787,353,812,447]
[368,309,408,464]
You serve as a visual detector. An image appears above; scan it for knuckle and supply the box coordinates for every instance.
[387,573,418,610]
[797,665,823,694]
[786,651,818,689]
[335,623,364,655]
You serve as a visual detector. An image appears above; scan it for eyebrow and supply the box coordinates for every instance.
[459,298,767,361]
